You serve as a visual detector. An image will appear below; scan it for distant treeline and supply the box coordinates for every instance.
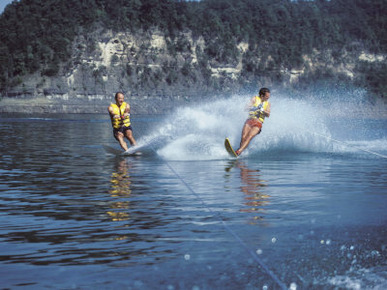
[0,0,386,95]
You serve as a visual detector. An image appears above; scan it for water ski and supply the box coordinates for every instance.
[224,138,238,158]
[123,146,143,156]
[103,145,142,156]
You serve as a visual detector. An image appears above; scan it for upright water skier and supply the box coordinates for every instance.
[235,88,271,156]
[108,92,137,151]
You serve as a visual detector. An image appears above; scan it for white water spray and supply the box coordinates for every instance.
[136,92,386,160]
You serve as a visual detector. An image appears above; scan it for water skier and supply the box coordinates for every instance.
[235,88,271,156]
[108,92,137,151]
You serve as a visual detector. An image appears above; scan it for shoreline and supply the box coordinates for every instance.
[0,96,188,115]
[1,96,386,119]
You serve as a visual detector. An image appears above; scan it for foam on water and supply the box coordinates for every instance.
[324,267,387,289]
[136,92,386,161]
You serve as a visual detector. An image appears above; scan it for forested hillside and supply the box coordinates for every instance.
[0,0,386,104]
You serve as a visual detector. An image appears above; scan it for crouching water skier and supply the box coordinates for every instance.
[108,92,137,151]
[235,88,271,156]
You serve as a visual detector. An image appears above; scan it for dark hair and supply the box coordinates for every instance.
[115,92,124,100]
[259,88,270,96]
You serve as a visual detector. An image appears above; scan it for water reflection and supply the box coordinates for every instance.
[227,160,270,224]
[107,159,132,222]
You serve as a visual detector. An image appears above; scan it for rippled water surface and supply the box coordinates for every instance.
[0,111,386,289]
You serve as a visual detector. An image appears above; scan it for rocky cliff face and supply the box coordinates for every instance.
[1,28,385,114]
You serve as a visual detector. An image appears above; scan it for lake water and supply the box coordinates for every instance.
[0,96,386,289]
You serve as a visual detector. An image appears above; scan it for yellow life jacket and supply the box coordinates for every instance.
[110,102,131,129]
[248,96,270,123]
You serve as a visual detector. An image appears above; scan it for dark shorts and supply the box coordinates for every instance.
[113,126,133,140]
